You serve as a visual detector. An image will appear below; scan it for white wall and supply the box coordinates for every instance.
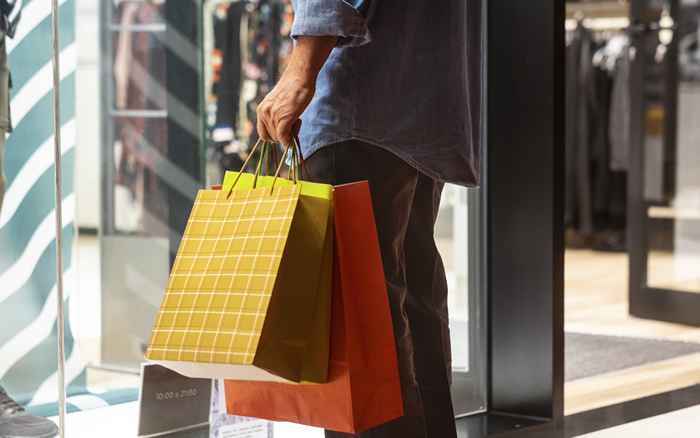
[74,0,100,229]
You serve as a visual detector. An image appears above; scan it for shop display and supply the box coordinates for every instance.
[137,364,211,438]
[225,181,403,434]
[0,0,81,429]
[205,0,293,183]
[100,0,205,371]
[111,0,169,236]
[565,22,630,250]
[210,380,272,438]
[646,8,700,294]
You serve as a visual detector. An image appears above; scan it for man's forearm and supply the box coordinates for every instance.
[285,36,337,85]
[256,36,336,145]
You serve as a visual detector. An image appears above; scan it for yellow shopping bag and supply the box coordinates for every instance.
[147,141,333,383]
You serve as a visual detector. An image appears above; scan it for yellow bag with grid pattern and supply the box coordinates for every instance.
[146,141,333,384]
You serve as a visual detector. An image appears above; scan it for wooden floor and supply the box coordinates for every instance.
[564,249,700,415]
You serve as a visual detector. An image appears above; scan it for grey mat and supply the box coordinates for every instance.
[566,332,700,382]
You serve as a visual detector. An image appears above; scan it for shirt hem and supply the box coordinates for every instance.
[301,135,479,187]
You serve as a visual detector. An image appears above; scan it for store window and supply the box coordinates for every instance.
[642,1,700,295]
[0,0,75,416]
[565,0,700,417]
[1,0,486,435]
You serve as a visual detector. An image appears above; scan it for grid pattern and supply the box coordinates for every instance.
[147,185,300,365]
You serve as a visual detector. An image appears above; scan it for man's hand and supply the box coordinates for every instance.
[257,36,336,146]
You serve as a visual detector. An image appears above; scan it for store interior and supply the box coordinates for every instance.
[2,0,483,435]
[1,0,700,436]
[564,0,700,415]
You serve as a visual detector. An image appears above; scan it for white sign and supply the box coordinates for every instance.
[218,420,270,438]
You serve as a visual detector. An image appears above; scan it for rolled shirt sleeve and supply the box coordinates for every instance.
[291,0,371,47]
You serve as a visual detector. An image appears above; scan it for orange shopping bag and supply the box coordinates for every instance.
[224,180,404,434]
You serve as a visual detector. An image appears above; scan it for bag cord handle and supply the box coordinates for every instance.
[226,137,301,199]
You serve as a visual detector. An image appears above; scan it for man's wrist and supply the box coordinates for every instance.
[287,36,337,85]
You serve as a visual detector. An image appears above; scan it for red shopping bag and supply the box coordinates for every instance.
[224,181,404,434]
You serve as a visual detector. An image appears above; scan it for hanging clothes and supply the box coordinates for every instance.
[599,39,631,237]
[566,25,596,237]
[112,1,169,235]
[215,1,247,130]
[566,25,629,249]
[609,43,632,171]
[679,30,700,82]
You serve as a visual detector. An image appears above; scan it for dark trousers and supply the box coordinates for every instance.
[305,141,457,438]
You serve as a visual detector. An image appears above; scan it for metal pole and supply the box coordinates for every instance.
[50,0,67,436]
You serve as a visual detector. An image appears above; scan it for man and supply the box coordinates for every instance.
[0,1,60,437]
[257,1,479,437]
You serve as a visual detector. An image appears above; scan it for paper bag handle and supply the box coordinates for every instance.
[226,137,301,199]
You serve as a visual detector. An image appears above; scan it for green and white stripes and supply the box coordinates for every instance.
[0,0,84,406]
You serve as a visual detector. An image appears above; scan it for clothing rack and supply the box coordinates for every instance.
[566,4,676,35]
[566,0,629,19]
[566,17,630,32]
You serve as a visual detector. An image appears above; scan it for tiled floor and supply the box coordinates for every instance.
[575,405,700,437]
[52,402,700,438]
[565,249,700,414]
[52,402,323,438]
[65,241,700,431]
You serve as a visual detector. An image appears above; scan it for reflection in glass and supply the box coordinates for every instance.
[111,0,165,26]
[204,0,294,186]
[51,0,487,431]
[0,0,75,416]
[71,1,204,410]
[111,117,169,235]
[647,4,700,294]
[436,184,470,372]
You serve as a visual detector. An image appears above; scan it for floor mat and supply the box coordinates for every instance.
[566,332,700,381]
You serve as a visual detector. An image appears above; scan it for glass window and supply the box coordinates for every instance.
[110,1,165,25]
[646,3,700,294]
[436,185,487,416]
[0,0,485,434]
[0,0,74,420]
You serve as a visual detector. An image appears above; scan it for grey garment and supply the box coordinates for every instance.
[565,26,595,235]
[679,34,700,82]
[575,29,594,236]
[304,141,456,438]
[292,0,479,187]
[565,30,580,228]
[609,45,631,172]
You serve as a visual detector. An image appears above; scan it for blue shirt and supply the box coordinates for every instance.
[291,0,479,186]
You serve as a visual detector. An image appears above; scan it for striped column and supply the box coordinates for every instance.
[0,0,84,406]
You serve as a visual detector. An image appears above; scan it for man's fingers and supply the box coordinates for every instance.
[256,82,312,145]
[276,118,293,147]
[256,101,274,142]
[257,117,271,142]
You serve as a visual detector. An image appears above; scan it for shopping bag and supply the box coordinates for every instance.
[221,170,334,384]
[146,142,333,384]
[224,181,404,434]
